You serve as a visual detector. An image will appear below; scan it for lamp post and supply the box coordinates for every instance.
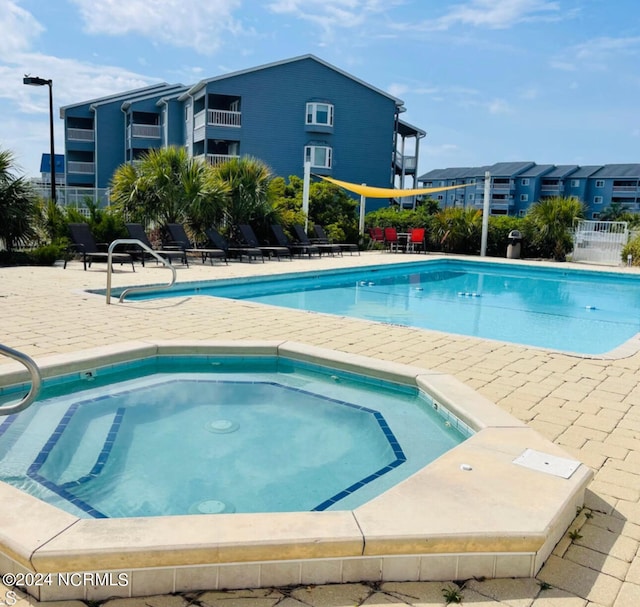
[23,75,56,202]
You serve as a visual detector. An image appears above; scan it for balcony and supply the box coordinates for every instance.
[208,109,241,128]
[612,185,638,192]
[393,151,417,173]
[492,180,512,190]
[67,161,95,174]
[67,128,94,142]
[128,124,161,139]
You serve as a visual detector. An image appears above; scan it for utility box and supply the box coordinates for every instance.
[507,230,522,259]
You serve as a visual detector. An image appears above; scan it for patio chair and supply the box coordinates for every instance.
[384,227,400,252]
[165,224,227,265]
[313,225,359,255]
[237,224,291,260]
[205,227,264,263]
[292,224,340,256]
[367,227,385,250]
[64,223,135,271]
[125,223,189,266]
[271,224,320,258]
[406,227,427,254]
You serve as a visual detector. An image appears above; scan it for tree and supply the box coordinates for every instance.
[524,196,585,261]
[110,147,228,236]
[215,156,279,241]
[0,149,39,252]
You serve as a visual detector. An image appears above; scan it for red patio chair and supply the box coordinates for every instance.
[367,227,384,250]
[384,227,400,252]
[407,227,426,253]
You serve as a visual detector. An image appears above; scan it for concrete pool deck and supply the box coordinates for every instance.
[2,253,640,606]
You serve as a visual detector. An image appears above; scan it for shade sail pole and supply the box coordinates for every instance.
[302,161,311,231]
[358,185,366,236]
[481,171,491,257]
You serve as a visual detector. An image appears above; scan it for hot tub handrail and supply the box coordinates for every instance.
[0,344,42,416]
[106,239,177,304]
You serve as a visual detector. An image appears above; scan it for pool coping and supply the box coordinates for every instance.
[0,340,593,601]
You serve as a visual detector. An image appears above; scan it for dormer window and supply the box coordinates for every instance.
[306,102,334,126]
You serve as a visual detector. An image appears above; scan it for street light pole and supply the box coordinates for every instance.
[23,75,56,202]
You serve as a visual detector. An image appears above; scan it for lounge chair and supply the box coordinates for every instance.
[237,224,291,260]
[312,225,359,255]
[165,224,227,265]
[125,223,189,266]
[205,227,264,263]
[64,223,135,271]
[292,224,340,256]
[271,224,320,258]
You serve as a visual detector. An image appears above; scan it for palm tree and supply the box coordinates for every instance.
[110,147,228,235]
[0,149,39,252]
[215,156,278,239]
[525,196,585,261]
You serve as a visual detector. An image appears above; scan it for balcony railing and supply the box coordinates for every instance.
[67,161,95,174]
[393,151,417,172]
[612,186,638,192]
[541,184,560,191]
[204,153,240,166]
[129,124,161,139]
[491,181,511,190]
[208,109,241,127]
[67,128,95,142]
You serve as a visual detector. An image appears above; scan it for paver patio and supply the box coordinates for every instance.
[1,253,640,606]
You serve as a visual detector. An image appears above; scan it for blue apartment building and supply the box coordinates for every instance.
[418,162,640,218]
[60,55,424,212]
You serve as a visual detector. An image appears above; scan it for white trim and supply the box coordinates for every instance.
[306,102,334,126]
[304,145,332,169]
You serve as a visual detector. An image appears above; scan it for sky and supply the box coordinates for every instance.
[2,0,640,180]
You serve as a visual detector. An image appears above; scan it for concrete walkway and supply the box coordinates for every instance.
[2,253,640,607]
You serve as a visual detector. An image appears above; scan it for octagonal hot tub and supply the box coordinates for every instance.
[0,341,592,602]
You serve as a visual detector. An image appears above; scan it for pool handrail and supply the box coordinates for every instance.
[106,239,177,304]
[0,344,42,415]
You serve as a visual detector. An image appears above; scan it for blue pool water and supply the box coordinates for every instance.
[120,260,640,355]
[0,356,467,518]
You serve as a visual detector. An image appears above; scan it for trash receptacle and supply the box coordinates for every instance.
[507,229,522,259]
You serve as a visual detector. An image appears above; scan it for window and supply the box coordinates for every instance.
[468,193,474,200]
[521,178,529,186]
[518,210,526,217]
[594,196,603,204]
[304,145,332,168]
[306,102,333,126]
[592,212,600,219]
[570,179,579,187]
[595,180,605,188]
[520,194,528,202]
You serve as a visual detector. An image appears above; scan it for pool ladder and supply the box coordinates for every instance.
[106,239,177,304]
[0,344,42,416]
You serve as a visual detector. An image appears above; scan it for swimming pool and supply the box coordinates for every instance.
[0,355,467,518]
[117,259,640,355]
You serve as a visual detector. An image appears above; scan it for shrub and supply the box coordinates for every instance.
[27,243,67,266]
[621,234,640,266]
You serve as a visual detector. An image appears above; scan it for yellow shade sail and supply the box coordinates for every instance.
[317,175,474,198]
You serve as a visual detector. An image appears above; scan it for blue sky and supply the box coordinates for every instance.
[2,0,639,179]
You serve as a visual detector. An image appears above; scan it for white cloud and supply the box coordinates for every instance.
[267,0,403,40]
[69,0,244,54]
[0,0,44,55]
[552,36,640,72]
[487,98,513,114]
[394,0,563,32]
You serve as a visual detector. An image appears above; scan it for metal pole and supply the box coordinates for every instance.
[358,187,366,236]
[481,171,491,256]
[47,80,56,202]
[302,161,311,231]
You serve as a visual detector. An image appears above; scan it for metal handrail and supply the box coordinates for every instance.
[0,344,42,416]
[106,239,177,304]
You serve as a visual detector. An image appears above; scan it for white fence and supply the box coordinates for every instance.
[572,220,629,265]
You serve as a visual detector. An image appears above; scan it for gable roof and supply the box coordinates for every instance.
[590,164,640,178]
[518,164,555,178]
[60,83,175,118]
[487,162,535,176]
[180,54,405,107]
[544,165,579,179]
[569,165,603,178]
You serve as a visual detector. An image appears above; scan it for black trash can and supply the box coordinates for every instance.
[507,229,522,259]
